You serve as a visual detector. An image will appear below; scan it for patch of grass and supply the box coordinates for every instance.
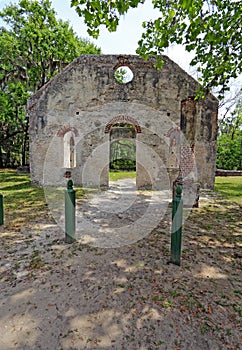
[0,170,48,230]
[183,177,242,250]
[215,177,242,205]
[109,170,136,181]
[1,171,241,234]
[0,170,87,232]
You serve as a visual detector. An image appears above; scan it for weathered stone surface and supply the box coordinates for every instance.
[28,54,218,197]
[216,169,242,176]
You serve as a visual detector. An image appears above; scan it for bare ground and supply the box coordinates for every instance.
[0,182,241,350]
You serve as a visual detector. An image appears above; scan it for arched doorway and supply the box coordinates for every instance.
[105,116,141,186]
[109,122,136,178]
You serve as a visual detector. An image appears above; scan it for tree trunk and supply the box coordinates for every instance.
[0,147,3,168]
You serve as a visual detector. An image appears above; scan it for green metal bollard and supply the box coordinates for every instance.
[170,185,183,266]
[65,179,76,243]
[0,193,3,225]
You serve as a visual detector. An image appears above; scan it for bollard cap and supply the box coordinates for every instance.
[176,170,183,185]
[176,185,182,196]
[67,179,73,190]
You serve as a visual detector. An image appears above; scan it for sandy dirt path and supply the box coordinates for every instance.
[0,180,241,350]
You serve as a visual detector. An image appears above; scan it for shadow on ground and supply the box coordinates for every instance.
[0,182,241,350]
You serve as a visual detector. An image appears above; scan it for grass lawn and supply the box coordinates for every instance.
[0,169,241,232]
[0,169,47,230]
[109,170,136,181]
[215,176,242,205]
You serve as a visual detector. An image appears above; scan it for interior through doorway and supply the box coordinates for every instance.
[109,122,136,182]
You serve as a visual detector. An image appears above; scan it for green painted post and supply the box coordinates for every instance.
[0,193,3,225]
[65,179,76,243]
[170,185,183,266]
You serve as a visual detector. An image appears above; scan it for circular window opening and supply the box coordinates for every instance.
[114,66,134,84]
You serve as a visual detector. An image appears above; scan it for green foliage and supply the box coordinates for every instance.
[0,81,29,167]
[216,93,242,170]
[114,67,127,83]
[0,0,101,92]
[71,0,142,38]
[216,134,242,170]
[0,0,101,167]
[114,66,133,83]
[71,0,242,96]
[110,123,136,171]
[110,139,136,170]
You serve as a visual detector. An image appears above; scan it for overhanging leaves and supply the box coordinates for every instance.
[71,0,242,97]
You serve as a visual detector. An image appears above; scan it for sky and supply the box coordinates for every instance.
[0,0,240,115]
[52,0,196,76]
[0,0,196,77]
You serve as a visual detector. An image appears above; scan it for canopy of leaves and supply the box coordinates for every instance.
[71,0,242,97]
[1,0,101,93]
[0,0,101,167]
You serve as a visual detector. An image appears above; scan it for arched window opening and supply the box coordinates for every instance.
[64,131,76,168]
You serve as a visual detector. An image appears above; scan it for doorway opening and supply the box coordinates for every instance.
[109,122,136,182]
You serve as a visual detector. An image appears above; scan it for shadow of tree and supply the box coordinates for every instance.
[0,191,241,350]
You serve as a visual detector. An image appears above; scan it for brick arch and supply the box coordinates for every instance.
[113,56,133,72]
[57,126,79,137]
[105,115,142,134]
